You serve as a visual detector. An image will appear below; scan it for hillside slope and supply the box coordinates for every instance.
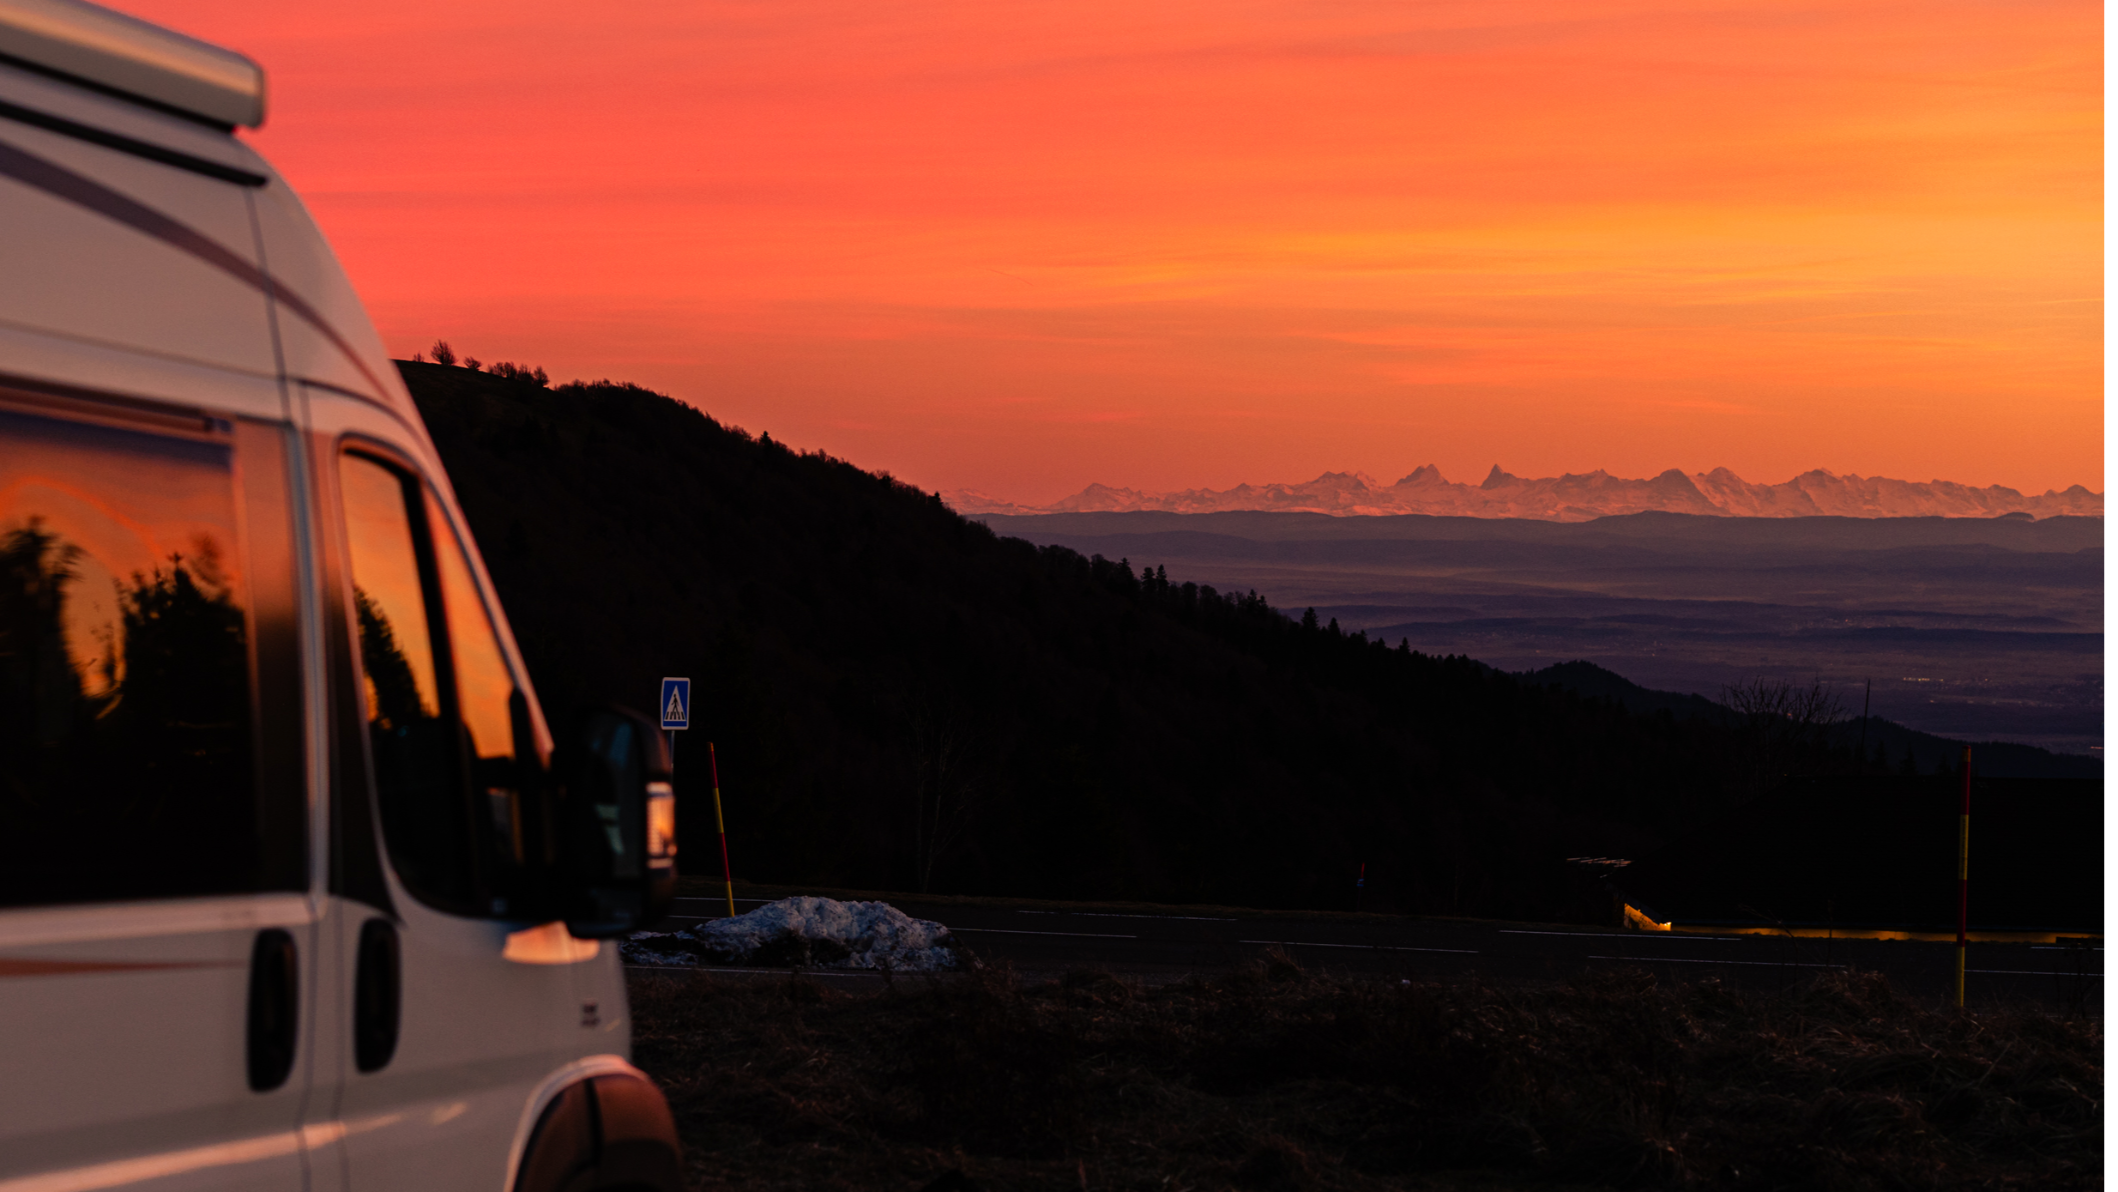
[400,362,2075,918]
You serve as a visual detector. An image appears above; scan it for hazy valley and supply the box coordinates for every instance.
[975,511,2104,757]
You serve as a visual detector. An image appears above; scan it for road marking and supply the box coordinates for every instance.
[1502,929,1741,941]
[1588,955,1844,968]
[952,928,1139,939]
[1019,911,1238,922]
[1242,940,1478,954]
[625,965,889,977]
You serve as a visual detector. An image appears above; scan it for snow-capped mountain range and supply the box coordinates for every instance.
[947,467,2102,521]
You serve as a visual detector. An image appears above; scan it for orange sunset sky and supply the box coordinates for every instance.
[125,0,2101,503]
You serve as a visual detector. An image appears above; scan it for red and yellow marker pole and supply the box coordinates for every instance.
[708,742,736,919]
[1955,745,1971,1008]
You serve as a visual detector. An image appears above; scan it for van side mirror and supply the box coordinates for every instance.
[552,706,677,938]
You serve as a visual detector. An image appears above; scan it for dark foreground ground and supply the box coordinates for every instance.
[629,961,2101,1192]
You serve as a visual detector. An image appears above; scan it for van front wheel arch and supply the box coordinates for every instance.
[515,1072,683,1192]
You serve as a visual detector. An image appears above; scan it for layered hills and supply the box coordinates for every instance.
[398,360,2093,918]
[950,466,2101,521]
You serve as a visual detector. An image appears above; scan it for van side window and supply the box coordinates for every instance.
[426,498,548,865]
[0,402,301,907]
[338,450,535,915]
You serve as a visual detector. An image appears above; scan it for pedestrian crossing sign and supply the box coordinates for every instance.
[659,677,690,730]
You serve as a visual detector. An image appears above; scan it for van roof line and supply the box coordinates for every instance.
[0,0,262,129]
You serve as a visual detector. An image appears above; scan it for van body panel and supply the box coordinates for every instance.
[0,894,315,1188]
[0,0,266,129]
[0,9,681,1186]
[0,103,275,378]
[0,323,282,419]
[0,341,319,1186]
[252,183,417,418]
[298,387,648,1189]
[308,894,590,1192]
[0,55,269,175]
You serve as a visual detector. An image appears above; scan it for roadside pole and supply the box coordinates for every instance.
[708,742,735,919]
[1956,746,1971,1008]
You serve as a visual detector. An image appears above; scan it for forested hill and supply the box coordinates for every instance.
[399,362,2078,921]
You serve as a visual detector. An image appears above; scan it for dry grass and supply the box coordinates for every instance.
[629,958,2100,1192]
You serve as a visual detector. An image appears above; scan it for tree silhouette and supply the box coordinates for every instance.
[0,520,89,757]
[1723,676,1846,800]
[906,694,984,893]
[354,586,427,730]
[0,523,257,905]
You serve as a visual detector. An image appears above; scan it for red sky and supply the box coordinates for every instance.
[122,0,2100,502]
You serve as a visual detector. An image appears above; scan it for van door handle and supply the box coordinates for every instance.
[353,918,401,1072]
[246,928,299,1092]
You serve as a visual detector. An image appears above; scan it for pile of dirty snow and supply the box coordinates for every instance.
[622,896,965,971]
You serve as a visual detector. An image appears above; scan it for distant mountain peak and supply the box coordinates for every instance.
[946,467,2103,522]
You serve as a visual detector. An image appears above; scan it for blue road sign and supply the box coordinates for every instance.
[660,677,691,730]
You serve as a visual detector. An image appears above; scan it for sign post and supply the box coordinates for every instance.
[660,676,734,917]
[707,743,734,920]
[1956,746,1971,1008]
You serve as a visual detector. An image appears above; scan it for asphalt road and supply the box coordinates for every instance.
[662,896,2102,1011]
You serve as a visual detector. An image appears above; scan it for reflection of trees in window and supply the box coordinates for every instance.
[354,585,428,731]
[353,579,474,909]
[113,539,251,799]
[0,520,257,906]
[0,520,90,753]
[0,519,95,775]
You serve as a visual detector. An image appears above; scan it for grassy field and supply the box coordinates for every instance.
[629,958,2099,1191]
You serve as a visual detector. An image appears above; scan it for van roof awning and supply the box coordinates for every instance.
[0,0,263,129]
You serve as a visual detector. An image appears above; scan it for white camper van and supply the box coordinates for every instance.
[0,2,685,1188]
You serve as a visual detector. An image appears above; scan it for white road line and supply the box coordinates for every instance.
[1019,911,1237,921]
[625,965,888,977]
[1501,930,1741,942]
[951,927,1139,939]
[1242,940,1478,955]
[1588,955,1843,968]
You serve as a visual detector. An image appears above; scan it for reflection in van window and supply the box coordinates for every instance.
[340,452,476,909]
[341,451,535,911]
[0,407,272,907]
[428,502,534,863]
[340,457,440,726]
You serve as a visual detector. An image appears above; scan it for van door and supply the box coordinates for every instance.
[299,394,592,1191]
[0,384,314,1189]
